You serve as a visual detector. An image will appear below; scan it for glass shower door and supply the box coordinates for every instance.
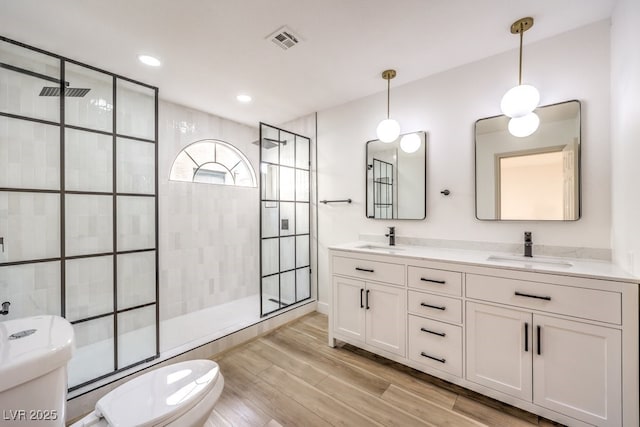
[373,158,393,219]
[260,123,311,316]
[0,37,159,391]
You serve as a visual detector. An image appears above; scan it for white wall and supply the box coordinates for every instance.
[158,100,259,320]
[317,21,611,304]
[611,0,640,276]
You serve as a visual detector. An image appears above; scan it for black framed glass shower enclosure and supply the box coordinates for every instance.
[259,123,311,316]
[372,158,394,219]
[0,36,159,391]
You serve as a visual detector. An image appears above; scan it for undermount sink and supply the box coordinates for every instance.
[487,255,573,268]
[356,244,405,251]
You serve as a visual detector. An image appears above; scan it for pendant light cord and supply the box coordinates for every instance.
[386,77,390,119]
[518,22,524,85]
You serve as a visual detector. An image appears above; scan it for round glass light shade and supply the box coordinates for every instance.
[500,84,540,118]
[508,112,540,138]
[376,119,400,143]
[400,133,421,154]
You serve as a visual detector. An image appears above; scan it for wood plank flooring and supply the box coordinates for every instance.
[209,312,564,427]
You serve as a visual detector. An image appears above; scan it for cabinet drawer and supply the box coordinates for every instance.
[333,256,404,286]
[408,290,462,324]
[408,266,462,296]
[408,315,462,377]
[466,274,621,324]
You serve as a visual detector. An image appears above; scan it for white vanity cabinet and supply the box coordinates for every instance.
[328,244,639,427]
[331,256,406,356]
[466,273,623,427]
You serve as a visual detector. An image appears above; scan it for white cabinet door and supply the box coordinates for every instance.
[333,276,365,342]
[466,302,533,401]
[533,315,621,427]
[365,281,406,356]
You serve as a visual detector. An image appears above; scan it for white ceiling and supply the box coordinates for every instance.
[0,0,615,127]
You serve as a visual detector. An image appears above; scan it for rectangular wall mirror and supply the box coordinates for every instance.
[366,131,426,219]
[475,100,581,221]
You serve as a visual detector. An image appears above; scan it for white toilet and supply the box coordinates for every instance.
[0,315,74,426]
[72,359,224,427]
[0,315,224,427]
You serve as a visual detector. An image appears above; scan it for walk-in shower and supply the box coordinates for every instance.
[1,35,316,397]
[0,36,159,391]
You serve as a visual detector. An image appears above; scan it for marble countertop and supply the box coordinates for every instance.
[330,241,639,284]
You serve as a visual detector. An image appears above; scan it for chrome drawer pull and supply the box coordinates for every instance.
[420,302,446,311]
[355,267,374,273]
[420,327,446,337]
[420,352,446,363]
[515,291,551,301]
[420,277,446,284]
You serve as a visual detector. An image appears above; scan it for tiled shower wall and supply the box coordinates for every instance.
[158,100,260,321]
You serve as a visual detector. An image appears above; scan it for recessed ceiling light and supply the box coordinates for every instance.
[138,55,161,67]
[236,94,252,103]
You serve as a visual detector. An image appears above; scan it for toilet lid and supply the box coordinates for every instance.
[96,360,221,427]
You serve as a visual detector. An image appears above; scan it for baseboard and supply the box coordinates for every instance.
[316,300,329,315]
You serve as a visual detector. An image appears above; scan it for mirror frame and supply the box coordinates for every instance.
[365,130,427,220]
[474,100,582,221]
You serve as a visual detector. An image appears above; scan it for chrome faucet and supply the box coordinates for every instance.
[524,231,533,257]
[385,226,396,246]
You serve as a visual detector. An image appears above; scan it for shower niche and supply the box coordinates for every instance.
[259,123,311,316]
[0,37,159,390]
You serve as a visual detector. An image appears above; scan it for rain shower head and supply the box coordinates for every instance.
[252,137,286,150]
[0,62,91,97]
[39,87,91,97]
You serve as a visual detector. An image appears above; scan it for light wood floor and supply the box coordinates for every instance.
[208,312,564,427]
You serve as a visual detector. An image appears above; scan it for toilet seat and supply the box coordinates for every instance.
[82,360,222,427]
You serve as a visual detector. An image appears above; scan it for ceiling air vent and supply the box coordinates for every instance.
[267,26,300,50]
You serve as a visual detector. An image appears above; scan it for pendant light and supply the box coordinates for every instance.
[400,133,421,154]
[501,17,540,138]
[508,112,540,138]
[376,69,400,143]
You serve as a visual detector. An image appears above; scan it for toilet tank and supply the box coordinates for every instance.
[0,315,75,427]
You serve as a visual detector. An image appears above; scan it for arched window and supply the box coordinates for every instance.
[169,139,257,187]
